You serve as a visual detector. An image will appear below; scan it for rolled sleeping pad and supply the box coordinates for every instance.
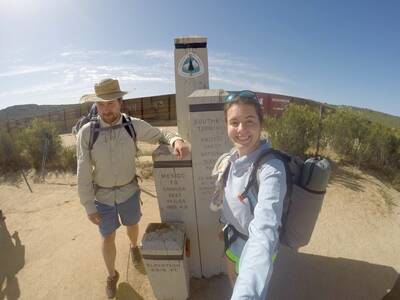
[281,157,331,249]
[301,157,331,193]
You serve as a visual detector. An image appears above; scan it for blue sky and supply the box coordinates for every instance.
[0,0,399,116]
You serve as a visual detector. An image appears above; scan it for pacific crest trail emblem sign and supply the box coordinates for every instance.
[178,52,204,78]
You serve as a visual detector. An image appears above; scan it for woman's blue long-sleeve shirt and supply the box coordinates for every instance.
[222,141,287,299]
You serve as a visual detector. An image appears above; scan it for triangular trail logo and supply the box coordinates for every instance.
[178,53,204,78]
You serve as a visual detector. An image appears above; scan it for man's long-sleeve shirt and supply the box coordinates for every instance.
[77,114,181,214]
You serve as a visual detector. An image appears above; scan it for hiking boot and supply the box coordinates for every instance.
[131,246,143,266]
[106,270,119,299]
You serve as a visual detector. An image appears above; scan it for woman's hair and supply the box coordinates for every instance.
[224,92,264,124]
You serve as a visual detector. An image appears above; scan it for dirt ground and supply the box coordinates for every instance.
[1,130,399,300]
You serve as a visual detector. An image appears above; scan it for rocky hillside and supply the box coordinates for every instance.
[0,104,80,121]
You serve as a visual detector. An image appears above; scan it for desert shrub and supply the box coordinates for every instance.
[265,104,319,157]
[323,109,371,164]
[57,146,77,173]
[16,119,63,171]
[383,129,400,171]
[392,174,400,191]
[325,109,400,168]
[359,123,399,169]
[324,108,400,191]
[0,129,27,173]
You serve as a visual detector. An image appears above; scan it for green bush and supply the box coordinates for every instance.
[324,108,400,191]
[16,119,63,171]
[324,109,400,169]
[265,104,319,157]
[359,123,399,169]
[392,174,400,191]
[57,146,77,173]
[324,109,370,164]
[0,129,26,174]
[264,104,400,191]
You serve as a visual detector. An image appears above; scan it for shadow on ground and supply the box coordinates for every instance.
[186,246,398,300]
[329,162,365,192]
[116,282,144,300]
[382,274,400,300]
[0,173,24,187]
[189,274,232,300]
[0,212,25,300]
[267,246,398,300]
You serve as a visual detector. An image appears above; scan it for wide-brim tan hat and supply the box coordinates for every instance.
[80,78,128,103]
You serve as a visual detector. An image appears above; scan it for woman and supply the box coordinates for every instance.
[212,90,287,299]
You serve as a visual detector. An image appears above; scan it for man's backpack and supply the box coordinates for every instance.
[73,104,137,150]
[215,147,331,250]
[72,104,98,135]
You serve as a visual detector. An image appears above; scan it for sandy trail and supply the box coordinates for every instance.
[1,132,399,299]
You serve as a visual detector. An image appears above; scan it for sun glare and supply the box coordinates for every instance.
[0,0,40,16]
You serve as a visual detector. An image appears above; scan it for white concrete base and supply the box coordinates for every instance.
[141,223,190,300]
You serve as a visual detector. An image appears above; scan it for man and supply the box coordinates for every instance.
[77,78,188,299]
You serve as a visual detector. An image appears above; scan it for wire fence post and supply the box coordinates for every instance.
[315,105,324,157]
[40,134,50,182]
[63,109,67,132]
[6,120,11,134]
[21,169,33,193]
[168,95,171,120]
[141,98,144,119]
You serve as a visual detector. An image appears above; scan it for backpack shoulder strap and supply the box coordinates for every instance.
[88,115,137,151]
[88,118,100,151]
[212,152,232,177]
[242,148,278,196]
[212,150,237,191]
[122,114,136,141]
[241,148,294,215]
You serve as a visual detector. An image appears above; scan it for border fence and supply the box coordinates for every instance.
[0,92,315,136]
[0,94,177,135]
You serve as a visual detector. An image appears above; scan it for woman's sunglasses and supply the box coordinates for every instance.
[224,90,259,103]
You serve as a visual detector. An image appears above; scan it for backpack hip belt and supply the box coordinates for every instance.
[223,224,249,251]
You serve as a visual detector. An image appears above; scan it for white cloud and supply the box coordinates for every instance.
[0,64,66,77]
[210,75,284,94]
[0,83,62,97]
[97,65,124,71]
[120,74,171,82]
[143,50,173,60]
[0,47,293,109]
[209,55,250,69]
[59,50,108,59]
[208,52,295,90]
[118,50,137,56]
[116,49,173,60]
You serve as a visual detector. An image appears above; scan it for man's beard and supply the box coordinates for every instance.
[102,112,120,123]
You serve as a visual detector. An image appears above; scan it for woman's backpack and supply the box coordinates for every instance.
[212,148,331,250]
